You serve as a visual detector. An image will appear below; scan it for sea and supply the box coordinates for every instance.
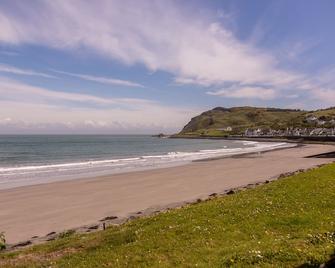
[0,135,293,190]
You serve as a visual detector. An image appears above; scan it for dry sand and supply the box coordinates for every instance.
[0,144,334,244]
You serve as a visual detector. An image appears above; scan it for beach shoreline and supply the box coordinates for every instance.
[0,139,294,190]
[170,135,335,145]
[0,143,334,247]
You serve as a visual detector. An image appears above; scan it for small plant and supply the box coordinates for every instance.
[0,232,6,250]
[58,230,75,239]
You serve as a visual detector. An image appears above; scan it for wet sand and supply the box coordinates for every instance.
[0,144,334,244]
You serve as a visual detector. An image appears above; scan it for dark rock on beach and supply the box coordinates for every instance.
[88,225,99,230]
[12,240,32,248]
[226,190,235,195]
[46,231,56,236]
[100,216,118,222]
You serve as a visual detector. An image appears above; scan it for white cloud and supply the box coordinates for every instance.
[288,67,335,107]
[207,86,277,100]
[0,0,301,91]
[312,89,335,105]
[0,117,12,125]
[174,77,213,87]
[0,63,56,78]
[0,77,201,133]
[0,100,200,134]
[53,70,144,88]
[0,76,150,106]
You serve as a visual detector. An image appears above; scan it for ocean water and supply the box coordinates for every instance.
[0,135,293,189]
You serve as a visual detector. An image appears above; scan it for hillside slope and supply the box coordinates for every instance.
[178,106,335,136]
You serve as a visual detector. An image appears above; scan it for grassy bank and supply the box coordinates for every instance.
[1,164,335,267]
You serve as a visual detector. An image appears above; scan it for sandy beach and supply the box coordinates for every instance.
[0,143,334,245]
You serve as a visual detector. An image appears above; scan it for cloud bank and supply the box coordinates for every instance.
[0,77,200,133]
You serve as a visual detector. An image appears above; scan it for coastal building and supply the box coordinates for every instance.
[217,127,232,132]
[243,127,335,137]
[306,116,318,123]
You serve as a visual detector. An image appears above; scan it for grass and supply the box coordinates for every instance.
[1,163,335,267]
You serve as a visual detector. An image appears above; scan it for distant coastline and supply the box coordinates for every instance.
[176,106,335,141]
[170,134,335,144]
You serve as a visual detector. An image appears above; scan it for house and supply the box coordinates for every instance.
[306,116,318,123]
[217,126,232,132]
[317,120,326,126]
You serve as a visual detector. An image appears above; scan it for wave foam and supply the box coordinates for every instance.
[0,141,295,189]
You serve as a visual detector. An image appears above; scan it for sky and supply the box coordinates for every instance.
[0,0,334,134]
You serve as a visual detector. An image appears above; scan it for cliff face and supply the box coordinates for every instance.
[179,106,335,136]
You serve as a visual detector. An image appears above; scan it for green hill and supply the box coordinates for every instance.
[177,106,335,137]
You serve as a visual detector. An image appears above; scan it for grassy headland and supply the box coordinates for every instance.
[175,106,335,137]
[1,163,335,267]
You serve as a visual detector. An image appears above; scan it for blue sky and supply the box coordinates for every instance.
[0,0,334,134]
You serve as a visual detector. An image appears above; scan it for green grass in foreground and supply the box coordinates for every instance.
[1,164,335,268]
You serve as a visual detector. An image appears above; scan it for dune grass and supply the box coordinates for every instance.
[1,163,335,267]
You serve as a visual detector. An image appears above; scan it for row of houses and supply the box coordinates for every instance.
[244,127,335,137]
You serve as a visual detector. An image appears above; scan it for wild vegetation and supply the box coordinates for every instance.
[176,106,335,137]
[0,233,5,251]
[1,163,335,267]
